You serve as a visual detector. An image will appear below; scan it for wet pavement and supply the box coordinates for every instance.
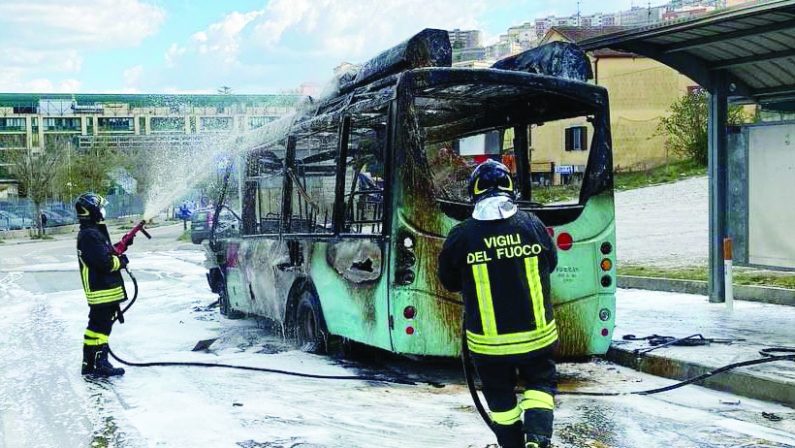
[1,225,793,448]
[612,289,795,406]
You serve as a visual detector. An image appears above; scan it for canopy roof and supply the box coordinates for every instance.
[579,0,795,103]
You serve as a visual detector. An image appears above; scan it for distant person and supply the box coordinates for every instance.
[40,212,47,235]
[75,193,127,377]
[438,160,558,448]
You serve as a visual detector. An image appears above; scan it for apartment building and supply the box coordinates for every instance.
[0,93,300,190]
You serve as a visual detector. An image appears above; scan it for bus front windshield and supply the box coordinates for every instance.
[414,86,605,208]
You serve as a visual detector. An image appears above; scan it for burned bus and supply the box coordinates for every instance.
[205,29,616,358]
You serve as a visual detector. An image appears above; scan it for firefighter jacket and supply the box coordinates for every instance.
[77,223,127,306]
[438,210,558,361]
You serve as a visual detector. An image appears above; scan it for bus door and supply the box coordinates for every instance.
[233,142,288,318]
[288,107,392,351]
[323,103,392,350]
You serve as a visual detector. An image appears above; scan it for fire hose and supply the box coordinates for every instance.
[460,326,795,429]
[107,239,413,384]
[104,221,795,417]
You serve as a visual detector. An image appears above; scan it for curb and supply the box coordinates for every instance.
[617,275,795,306]
[606,345,795,408]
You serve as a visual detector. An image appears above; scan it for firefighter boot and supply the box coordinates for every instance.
[81,345,98,375]
[494,422,524,448]
[525,436,552,448]
[93,345,125,377]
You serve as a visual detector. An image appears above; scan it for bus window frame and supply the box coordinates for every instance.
[256,103,393,241]
[396,68,613,225]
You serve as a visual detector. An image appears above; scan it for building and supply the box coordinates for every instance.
[530,26,695,183]
[534,12,618,38]
[0,93,300,195]
[447,29,482,50]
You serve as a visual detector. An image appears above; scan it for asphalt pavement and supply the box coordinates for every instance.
[0,225,793,448]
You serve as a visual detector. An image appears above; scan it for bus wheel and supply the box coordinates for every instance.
[293,291,326,354]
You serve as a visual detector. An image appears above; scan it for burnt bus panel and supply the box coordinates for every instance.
[491,41,593,82]
[387,68,616,357]
[339,28,452,94]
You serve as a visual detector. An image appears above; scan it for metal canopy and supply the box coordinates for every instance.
[580,1,795,303]
[579,0,795,103]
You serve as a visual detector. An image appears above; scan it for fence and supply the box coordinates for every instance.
[0,194,144,230]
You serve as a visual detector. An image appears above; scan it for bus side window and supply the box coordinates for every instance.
[289,127,338,234]
[344,108,387,234]
[243,146,284,235]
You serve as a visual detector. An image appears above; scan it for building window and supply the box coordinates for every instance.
[200,117,232,131]
[150,117,185,132]
[249,116,274,129]
[564,126,588,151]
[0,134,26,148]
[97,117,134,132]
[43,117,80,132]
[0,118,25,131]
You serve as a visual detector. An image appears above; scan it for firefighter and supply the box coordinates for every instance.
[76,193,127,377]
[438,160,558,448]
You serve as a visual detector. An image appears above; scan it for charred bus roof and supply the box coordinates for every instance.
[290,29,606,136]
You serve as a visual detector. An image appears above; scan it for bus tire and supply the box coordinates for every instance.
[290,289,328,354]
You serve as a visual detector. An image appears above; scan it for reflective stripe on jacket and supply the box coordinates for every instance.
[77,224,127,306]
[438,210,558,358]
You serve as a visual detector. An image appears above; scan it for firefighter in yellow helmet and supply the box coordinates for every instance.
[438,160,558,448]
[75,193,127,377]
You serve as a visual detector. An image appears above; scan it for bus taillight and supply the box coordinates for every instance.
[556,232,573,250]
[397,270,415,285]
[600,241,613,254]
[406,326,415,335]
[403,306,416,319]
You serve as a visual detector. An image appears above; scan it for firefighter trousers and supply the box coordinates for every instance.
[84,304,118,347]
[476,355,556,448]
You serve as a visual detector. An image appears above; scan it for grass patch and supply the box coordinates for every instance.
[619,264,795,290]
[614,159,706,191]
[29,234,54,240]
[527,160,706,204]
[531,184,580,204]
[177,230,192,242]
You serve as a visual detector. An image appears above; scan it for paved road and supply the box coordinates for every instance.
[0,225,792,448]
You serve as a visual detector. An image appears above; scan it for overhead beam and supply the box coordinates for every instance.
[753,84,795,98]
[710,47,795,70]
[615,41,754,99]
[664,19,795,53]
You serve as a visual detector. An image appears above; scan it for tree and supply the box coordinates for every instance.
[56,138,124,197]
[7,138,65,237]
[657,89,747,166]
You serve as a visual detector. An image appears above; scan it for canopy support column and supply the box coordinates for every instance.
[708,71,729,303]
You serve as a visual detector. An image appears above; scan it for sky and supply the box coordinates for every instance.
[0,0,642,95]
